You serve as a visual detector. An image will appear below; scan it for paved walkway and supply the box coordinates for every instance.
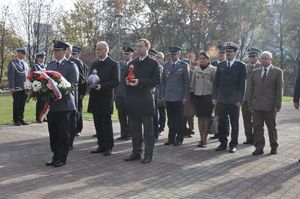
[0,103,300,199]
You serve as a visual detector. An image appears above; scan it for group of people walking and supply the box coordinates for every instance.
[9,36,300,167]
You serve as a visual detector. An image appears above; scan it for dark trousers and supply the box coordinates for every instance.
[158,106,166,132]
[116,97,129,138]
[36,96,45,121]
[153,99,159,139]
[47,111,71,162]
[184,116,194,136]
[129,114,154,157]
[12,90,27,123]
[76,97,83,133]
[93,113,114,150]
[253,110,278,150]
[214,106,230,137]
[69,110,77,148]
[242,101,253,142]
[166,101,184,142]
[218,103,239,148]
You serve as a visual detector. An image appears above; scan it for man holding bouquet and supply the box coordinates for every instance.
[45,40,79,167]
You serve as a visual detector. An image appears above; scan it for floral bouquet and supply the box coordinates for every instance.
[24,70,72,121]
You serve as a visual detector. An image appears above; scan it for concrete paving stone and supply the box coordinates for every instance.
[1,103,300,199]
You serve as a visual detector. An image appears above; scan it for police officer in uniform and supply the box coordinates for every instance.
[116,47,134,140]
[159,47,190,146]
[31,51,47,123]
[65,44,84,149]
[211,44,226,67]
[71,46,88,136]
[212,42,247,153]
[242,48,261,145]
[7,47,29,126]
[45,40,79,167]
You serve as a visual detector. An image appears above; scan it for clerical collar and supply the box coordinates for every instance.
[99,56,108,62]
[139,54,148,61]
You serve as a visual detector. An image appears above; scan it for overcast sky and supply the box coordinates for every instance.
[0,0,75,12]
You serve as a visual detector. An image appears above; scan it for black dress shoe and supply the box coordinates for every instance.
[14,121,22,126]
[210,135,219,139]
[53,160,65,167]
[103,149,112,156]
[142,156,152,163]
[215,144,227,151]
[75,132,81,136]
[164,141,174,145]
[173,141,183,146]
[197,141,207,148]
[229,147,237,153]
[243,140,253,145]
[19,120,29,125]
[252,149,264,156]
[91,148,105,154]
[125,154,141,161]
[45,160,55,166]
[270,149,277,155]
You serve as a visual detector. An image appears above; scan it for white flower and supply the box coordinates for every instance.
[24,79,32,90]
[58,84,63,88]
[46,83,51,89]
[32,80,42,92]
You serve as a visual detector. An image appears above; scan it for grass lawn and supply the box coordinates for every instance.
[0,93,118,126]
[0,93,294,126]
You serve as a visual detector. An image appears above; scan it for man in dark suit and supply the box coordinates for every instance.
[7,47,30,126]
[294,60,300,162]
[31,51,47,123]
[249,51,283,156]
[159,47,190,146]
[124,38,160,163]
[116,47,134,140]
[88,41,119,156]
[210,44,227,139]
[71,46,88,137]
[46,40,79,167]
[242,48,261,145]
[212,42,247,153]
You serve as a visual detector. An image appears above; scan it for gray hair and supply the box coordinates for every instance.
[156,52,165,59]
[260,51,273,59]
[96,41,109,51]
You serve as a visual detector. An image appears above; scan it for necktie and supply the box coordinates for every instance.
[173,63,175,68]
[262,69,267,81]
[227,61,230,68]
[56,62,59,69]
[20,61,25,70]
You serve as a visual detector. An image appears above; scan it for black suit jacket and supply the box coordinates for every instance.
[293,60,300,103]
[88,57,119,115]
[212,60,247,104]
[125,55,160,117]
